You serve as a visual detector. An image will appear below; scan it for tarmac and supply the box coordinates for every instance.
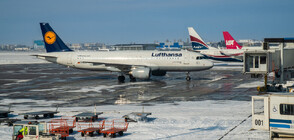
[0,63,262,108]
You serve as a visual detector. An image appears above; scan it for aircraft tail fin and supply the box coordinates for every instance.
[40,23,73,52]
[223,31,243,49]
[188,27,209,50]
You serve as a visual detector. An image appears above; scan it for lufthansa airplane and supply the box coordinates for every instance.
[35,23,213,82]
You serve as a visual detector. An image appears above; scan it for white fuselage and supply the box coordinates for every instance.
[37,50,213,72]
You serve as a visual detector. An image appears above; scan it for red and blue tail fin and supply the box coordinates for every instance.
[223,31,243,49]
[40,23,73,53]
[188,27,209,50]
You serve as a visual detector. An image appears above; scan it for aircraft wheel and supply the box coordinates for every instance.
[43,114,48,118]
[35,115,39,119]
[119,131,123,136]
[111,133,116,138]
[81,132,84,137]
[103,133,107,137]
[89,132,94,137]
[118,76,125,82]
[186,76,191,81]
[8,122,13,126]
[24,115,28,119]
[49,113,54,118]
[129,75,136,82]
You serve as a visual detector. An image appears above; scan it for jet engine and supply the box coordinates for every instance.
[130,67,151,79]
[151,70,167,76]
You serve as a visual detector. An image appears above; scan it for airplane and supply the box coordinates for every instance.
[34,23,213,82]
[188,27,243,62]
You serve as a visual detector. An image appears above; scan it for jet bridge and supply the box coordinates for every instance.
[243,38,294,92]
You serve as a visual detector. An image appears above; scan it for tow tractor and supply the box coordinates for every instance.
[12,121,61,140]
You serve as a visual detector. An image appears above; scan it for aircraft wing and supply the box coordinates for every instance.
[81,61,149,73]
[31,54,57,58]
[31,54,58,63]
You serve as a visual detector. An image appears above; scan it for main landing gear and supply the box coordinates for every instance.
[129,75,136,82]
[118,75,125,83]
[186,72,191,81]
[118,74,137,82]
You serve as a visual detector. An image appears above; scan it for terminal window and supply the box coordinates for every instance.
[260,56,266,64]
[280,104,294,115]
[255,56,259,68]
[253,99,264,115]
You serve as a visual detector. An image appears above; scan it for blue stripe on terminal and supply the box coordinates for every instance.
[270,119,292,124]
[270,123,291,129]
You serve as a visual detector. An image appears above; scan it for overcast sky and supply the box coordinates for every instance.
[1,0,294,45]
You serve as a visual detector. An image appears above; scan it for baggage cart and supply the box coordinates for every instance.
[100,119,128,138]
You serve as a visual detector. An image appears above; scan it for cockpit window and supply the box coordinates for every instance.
[196,56,205,60]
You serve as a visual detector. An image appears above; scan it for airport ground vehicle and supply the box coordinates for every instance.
[100,119,129,138]
[19,107,59,119]
[74,112,103,122]
[252,94,294,139]
[77,121,105,137]
[122,112,152,122]
[0,110,12,118]
[0,118,21,126]
[12,121,60,140]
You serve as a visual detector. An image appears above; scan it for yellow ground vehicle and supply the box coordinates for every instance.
[12,121,61,140]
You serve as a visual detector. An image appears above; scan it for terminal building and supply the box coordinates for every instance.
[112,44,158,51]
[33,40,45,50]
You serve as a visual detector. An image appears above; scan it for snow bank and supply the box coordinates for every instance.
[0,100,268,140]
[0,52,48,64]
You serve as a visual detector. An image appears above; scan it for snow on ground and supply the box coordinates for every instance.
[0,51,48,64]
[0,100,268,140]
[235,81,264,89]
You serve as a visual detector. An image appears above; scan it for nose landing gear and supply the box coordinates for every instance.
[186,72,191,81]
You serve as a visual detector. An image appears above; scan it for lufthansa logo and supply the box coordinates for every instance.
[44,31,56,44]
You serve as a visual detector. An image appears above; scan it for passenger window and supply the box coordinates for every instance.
[280,104,294,115]
[196,56,204,60]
